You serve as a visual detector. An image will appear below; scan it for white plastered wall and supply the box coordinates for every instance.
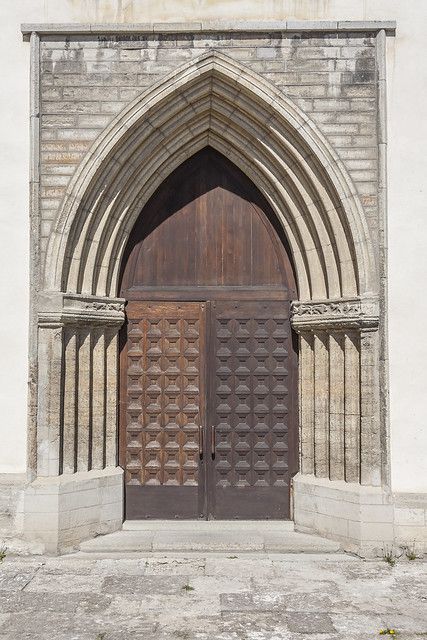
[0,0,425,493]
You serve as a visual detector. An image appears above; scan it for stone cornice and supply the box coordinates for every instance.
[291,297,379,332]
[37,293,125,328]
[21,20,396,38]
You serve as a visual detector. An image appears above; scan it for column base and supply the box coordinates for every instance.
[293,473,427,556]
[18,467,123,554]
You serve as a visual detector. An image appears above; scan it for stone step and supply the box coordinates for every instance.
[79,521,340,554]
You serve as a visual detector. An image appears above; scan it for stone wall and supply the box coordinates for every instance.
[0,20,421,554]
[22,25,390,553]
[37,30,380,266]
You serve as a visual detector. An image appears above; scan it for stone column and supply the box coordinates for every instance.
[36,323,64,477]
[313,332,329,477]
[299,333,314,474]
[291,297,379,485]
[291,297,394,554]
[360,328,381,486]
[24,293,125,553]
[62,330,77,474]
[344,331,360,483]
[329,332,345,481]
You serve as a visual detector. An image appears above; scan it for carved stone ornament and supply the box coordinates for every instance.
[290,297,379,332]
[83,301,125,313]
[37,293,126,327]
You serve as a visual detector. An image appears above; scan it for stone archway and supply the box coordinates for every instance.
[30,51,381,552]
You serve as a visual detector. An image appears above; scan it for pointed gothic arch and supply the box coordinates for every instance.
[44,51,377,302]
[35,51,382,534]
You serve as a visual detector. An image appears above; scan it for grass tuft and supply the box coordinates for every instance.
[383,545,397,567]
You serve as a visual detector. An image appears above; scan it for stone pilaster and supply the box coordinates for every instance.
[22,293,125,553]
[37,292,125,476]
[291,296,379,485]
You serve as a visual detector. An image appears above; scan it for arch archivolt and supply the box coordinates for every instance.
[36,51,382,492]
[45,51,376,300]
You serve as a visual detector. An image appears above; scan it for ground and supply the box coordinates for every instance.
[0,551,425,640]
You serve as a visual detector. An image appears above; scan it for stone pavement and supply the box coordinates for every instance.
[0,550,426,640]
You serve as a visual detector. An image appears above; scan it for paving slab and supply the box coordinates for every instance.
[0,552,425,639]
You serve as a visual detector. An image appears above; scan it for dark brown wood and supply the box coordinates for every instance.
[124,286,290,302]
[119,147,298,520]
[120,148,296,298]
[120,301,207,519]
[206,300,298,519]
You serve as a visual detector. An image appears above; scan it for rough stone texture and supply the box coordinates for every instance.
[0,475,26,538]
[13,467,123,554]
[0,552,425,639]
[294,474,427,555]
[78,520,340,554]
[38,31,380,262]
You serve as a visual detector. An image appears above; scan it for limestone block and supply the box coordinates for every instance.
[293,475,427,554]
[394,507,425,526]
[20,467,123,554]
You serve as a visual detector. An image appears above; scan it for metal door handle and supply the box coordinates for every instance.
[211,425,215,457]
[198,424,203,458]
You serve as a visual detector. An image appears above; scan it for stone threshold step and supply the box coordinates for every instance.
[80,521,340,554]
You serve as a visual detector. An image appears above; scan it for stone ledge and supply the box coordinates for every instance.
[79,521,341,554]
[21,20,397,38]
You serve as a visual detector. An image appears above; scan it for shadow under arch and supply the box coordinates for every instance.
[118,146,298,299]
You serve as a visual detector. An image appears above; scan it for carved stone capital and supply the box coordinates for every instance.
[291,297,379,332]
[37,292,126,328]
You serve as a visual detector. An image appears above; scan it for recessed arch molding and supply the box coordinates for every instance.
[35,52,382,538]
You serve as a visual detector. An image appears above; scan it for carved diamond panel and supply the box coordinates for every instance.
[213,303,291,489]
[125,303,202,487]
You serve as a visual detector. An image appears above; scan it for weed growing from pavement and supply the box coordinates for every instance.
[383,546,397,566]
[182,582,195,591]
[379,629,397,635]
[0,546,6,562]
[404,542,418,560]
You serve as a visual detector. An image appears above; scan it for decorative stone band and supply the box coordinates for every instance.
[20,21,396,37]
[291,297,379,332]
[37,293,126,328]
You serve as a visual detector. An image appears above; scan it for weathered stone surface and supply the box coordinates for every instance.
[37,31,379,252]
[0,553,425,638]
[287,611,336,633]
[102,574,186,595]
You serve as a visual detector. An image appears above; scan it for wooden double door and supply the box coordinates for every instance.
[119,148,298,520]
[121,298,296,519]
